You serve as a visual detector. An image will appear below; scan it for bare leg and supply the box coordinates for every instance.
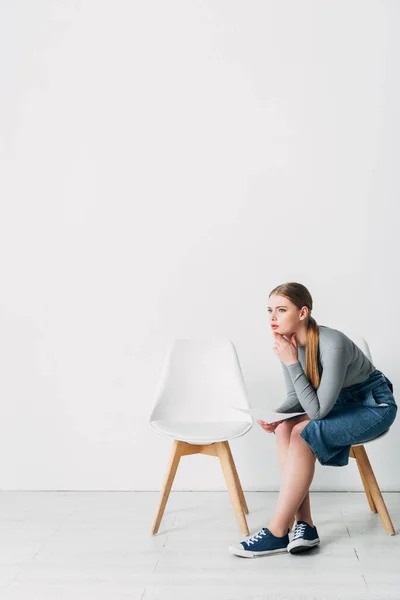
[268,420,317,537]
[275,416,313,526]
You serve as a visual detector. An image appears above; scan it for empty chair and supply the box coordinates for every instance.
[149,339,253,535]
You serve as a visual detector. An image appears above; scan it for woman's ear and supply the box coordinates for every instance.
[300,306,309,320]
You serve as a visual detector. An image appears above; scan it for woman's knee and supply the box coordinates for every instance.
[276,414,309,434]
[275,419,294,435]
[291,419,311,437]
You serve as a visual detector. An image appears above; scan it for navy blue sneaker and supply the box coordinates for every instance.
[287,520,320,554]
[229,527,290,558]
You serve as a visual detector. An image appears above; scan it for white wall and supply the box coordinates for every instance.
[0,0,399,491]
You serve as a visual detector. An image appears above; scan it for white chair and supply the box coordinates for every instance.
[149,339,253,535]
[289,332,395,535]
[347,334,395,535]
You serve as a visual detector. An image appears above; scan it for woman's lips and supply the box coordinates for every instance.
[271,325,278,329]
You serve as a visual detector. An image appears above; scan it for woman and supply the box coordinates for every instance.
[229,282,397,558]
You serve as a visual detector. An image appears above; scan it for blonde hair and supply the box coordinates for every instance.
[269,282,320,389]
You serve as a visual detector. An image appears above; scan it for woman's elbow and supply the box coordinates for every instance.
[308,408,330,420]
[306,408,325,420]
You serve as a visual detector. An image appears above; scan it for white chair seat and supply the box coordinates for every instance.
[351,428,390,447]
[150,419,252,444]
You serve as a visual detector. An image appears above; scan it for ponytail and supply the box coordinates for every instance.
[305,315,320,389]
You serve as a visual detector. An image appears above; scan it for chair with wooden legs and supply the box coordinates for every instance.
[289,332,396,535]
[347,333,395,535]
[149,339,253,535]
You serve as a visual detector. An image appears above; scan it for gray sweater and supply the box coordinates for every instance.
[276,325,375,420]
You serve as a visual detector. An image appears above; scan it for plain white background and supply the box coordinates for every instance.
[0,0,399,492]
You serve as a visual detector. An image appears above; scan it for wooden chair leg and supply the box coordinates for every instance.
[152,439,250,535]
[349,446,377,512]
[351,445,396,535]
[225,442,249,515]
[215,441,250,535]
[151,440,183,534]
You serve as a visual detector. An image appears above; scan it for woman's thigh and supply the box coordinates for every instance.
[309,402,397,446]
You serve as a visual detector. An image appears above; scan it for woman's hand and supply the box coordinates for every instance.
[257,419,283,433]
[272,332,299,366]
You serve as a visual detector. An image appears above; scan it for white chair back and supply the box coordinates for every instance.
[340,330,374,363]
[338,330,392,444]
[149,339,252,424]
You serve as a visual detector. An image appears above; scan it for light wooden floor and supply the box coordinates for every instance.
[0,491,399,599]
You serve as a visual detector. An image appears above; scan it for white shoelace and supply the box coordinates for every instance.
[244,528,268,546]
[293,523,307,540]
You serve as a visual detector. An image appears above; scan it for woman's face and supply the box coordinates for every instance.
[267,294,307,337]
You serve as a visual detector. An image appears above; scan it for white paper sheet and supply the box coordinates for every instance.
[233,407,306,423]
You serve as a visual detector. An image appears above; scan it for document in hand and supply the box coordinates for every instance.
[233,407,306,423]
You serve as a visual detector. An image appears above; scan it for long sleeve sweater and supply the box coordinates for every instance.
[276,325,375,420]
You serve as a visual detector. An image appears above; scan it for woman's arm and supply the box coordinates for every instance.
[285,346,351,419]
[275,361,305,413]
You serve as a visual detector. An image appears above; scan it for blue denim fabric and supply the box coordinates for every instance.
[300,369,397,467]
